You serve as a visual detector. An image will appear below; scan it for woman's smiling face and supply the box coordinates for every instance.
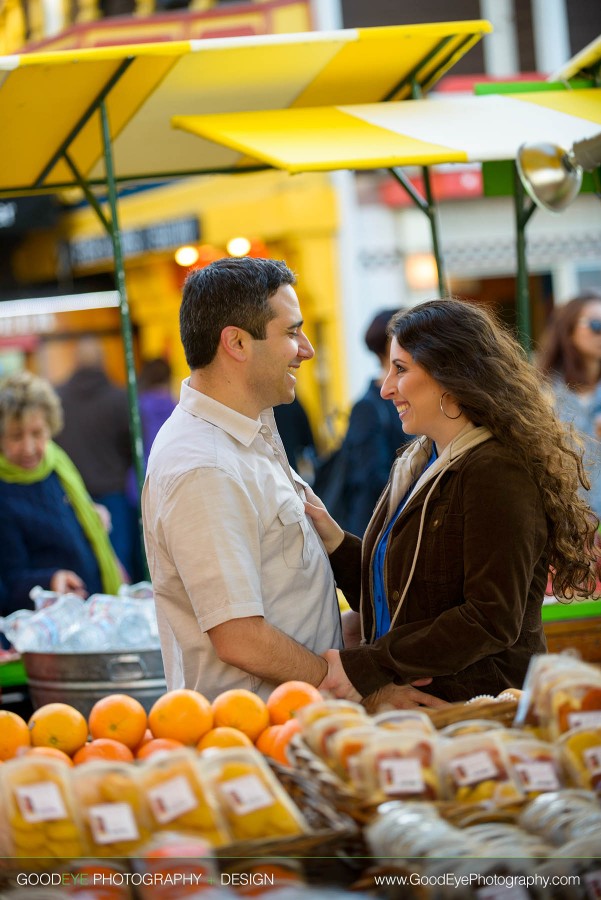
[380,337,468,449]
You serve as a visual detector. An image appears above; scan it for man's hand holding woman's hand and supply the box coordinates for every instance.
[304,486,345,554]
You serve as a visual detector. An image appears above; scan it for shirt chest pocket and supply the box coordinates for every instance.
[277,498,310,570]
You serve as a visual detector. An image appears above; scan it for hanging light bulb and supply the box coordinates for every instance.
[226,236,252,257]
[174,245,200,267]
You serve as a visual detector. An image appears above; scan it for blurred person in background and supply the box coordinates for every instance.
[306,299,598,706]
[273,396,316,480]
[56,337,135,578]
[0,372,122,615]
[335,309,413,536]
[538,293,601,521]
[126,357,177,581]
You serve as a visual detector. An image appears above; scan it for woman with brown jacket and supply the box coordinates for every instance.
[307,299,598,706]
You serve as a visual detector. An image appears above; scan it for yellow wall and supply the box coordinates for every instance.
[13,170,348,445]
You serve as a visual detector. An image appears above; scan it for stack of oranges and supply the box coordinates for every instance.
[0,680,322,768]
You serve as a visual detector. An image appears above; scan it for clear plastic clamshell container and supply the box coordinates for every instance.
[0,756,86,860]
[197,747,309,843]
[437,733,524,807]
[372,709,435,734]
[71,760,152,857]
[503,736,566,799]
[138,748,230,846]
[302,711,369,763]
[352,731,440,804]
[558,726,601,796]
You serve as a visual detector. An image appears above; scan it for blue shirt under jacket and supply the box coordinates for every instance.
[0,472,102,615]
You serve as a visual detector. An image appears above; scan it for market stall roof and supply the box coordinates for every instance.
[0,19,491,193]
[171,87,601,173]
[551,33,601,82]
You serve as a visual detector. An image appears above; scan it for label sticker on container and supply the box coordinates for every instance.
[219,774,274,815]
[377,758,425,794]
[568,711,601,730]
[583,745,601,777]
[514,761,559,791]
[450,750,498,786]
[15,781,67,823]
[147,775,198,824]
[89,802,139,844]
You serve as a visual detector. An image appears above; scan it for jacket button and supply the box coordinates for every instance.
[392,590,400,601]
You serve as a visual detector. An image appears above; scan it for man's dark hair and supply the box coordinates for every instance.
[364,308,402,359]
[180,257,296,369]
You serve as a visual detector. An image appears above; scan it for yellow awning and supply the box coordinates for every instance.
[551,33,601,82]
[0,20,491,193]
[172,88,601,173]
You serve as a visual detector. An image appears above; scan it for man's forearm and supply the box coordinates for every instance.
[208,617,328,687]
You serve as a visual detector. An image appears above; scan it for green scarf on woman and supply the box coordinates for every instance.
[0,440,122,594]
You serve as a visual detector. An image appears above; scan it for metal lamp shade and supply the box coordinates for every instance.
[516,141,583,213]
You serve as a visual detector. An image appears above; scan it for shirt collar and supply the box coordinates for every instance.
[178,377,275,448]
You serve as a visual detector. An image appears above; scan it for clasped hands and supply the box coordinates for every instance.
[318,648,449,711]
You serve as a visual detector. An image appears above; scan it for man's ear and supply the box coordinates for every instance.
[220,325,249,361]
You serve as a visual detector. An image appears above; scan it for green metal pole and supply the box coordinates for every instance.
[422,165,447,299]
[100,100,149,580]
[513,163,536,353]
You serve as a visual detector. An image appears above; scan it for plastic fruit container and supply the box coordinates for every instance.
[72,761,151,857]
[198,748,309,842]
[558,726,601,795]
[437,734,524,807]
[0,755,85,860]
[138,748,230,846]
[351,731,440,804]
[503,737,565,799]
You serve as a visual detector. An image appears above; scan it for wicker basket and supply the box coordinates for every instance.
[424,698,519,730]
[214,758,360,859]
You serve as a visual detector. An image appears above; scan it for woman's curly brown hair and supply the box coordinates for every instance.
[389,298,598,599]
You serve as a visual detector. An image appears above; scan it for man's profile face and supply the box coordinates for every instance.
[246,284,314,414]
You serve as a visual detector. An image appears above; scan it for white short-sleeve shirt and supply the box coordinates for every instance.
[142,379,342,700]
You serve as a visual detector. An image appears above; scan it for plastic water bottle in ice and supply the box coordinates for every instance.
[65,594,159,651]
[29,585,62,610]
[118,581,154,600]
[0,609,35,647]
[10,594,85,652]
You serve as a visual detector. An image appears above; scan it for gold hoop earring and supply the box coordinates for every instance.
[440,392,461,420]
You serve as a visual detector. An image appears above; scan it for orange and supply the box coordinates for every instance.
[136,737,185,759]
[266,681,322,726]
[88,694,148,750]
[73,738,134,765]
[28,703,88,756]
[27,746,74,766]
[148,689,213,745]
[255,725,282,757]
[270,718,302,766]
[197,726,253,751]
[211,689,270,743]
[0,710,30,760]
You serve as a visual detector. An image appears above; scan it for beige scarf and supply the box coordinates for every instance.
[362,423,493,640]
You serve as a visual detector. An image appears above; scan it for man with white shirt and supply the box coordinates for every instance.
[142,257,342,701]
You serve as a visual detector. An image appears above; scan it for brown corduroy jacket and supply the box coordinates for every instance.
[331,439,549,703]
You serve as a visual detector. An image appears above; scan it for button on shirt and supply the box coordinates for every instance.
[142,379,342,701]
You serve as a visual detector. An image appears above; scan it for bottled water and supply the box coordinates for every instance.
[119,580,154,600]
[63,594,160,652]
[9,594,85,652]
[29,585,62,610]
[0,609,35,647]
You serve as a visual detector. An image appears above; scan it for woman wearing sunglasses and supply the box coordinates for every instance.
[305,298,597,708]
[539,292,601,521]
